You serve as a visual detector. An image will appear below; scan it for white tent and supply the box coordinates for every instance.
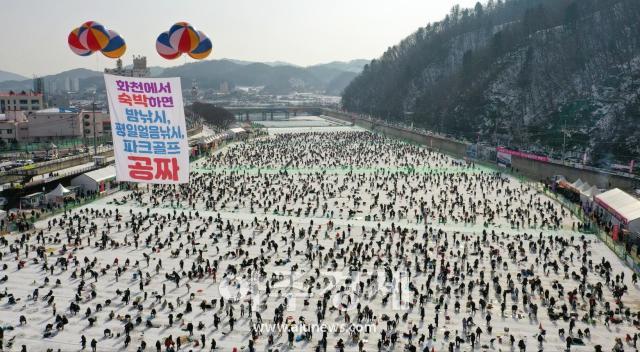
[571,179,584,190]
[45,184,74,203]
[594,188,640,233]
[71,166,116,193]
[577,182,590,192]
[580,185,600,203]
[554,175,567,183]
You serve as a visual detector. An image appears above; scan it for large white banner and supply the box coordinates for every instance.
[104,74,189,184]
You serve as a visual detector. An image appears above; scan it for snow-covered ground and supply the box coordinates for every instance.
[0,119,638,352]
[254,116,348,129]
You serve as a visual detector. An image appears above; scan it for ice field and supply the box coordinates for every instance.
[0,119,638,352]
[253,116,347,129]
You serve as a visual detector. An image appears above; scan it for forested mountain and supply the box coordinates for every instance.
[0,70,27,83]
[342,0,640,165]
[0,60,366,96]
[0,68,103,92]
[161,59,366,95]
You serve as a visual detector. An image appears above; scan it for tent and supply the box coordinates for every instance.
[556,177,582,203]
[580,185,601,203]
[71,166,116,193]
[570,179,584,192]
[583,185,600,197]
[594,188,640,233]
[577,182,591,193]
[45,184,75,204]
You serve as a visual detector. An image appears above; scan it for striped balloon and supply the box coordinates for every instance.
[156,31,181,60]
[68,27,92,56]
[77,21,110,51]
[168,22,200,53]
[101,30,126,59]
[188,31,212,60]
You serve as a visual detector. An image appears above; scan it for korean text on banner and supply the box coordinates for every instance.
[104,74,189,184]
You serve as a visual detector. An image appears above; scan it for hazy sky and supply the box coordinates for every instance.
[1,0,479,77]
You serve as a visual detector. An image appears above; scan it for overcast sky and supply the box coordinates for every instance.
[0,0,479,77]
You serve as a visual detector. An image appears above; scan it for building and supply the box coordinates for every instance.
[0,107,111,143]
[219,81,230,94]
[26,108,82,141]
[29,108,111,142]
[33,77,45,95]
[0,111,28,142]
[80,110,111,140]
[191,79,199,102]
[71,165,117,193]
[64,77,80,92]
[0,91,44,113]
[594,188,640,235]
[104,56,150,78]
[47,93,70,108]
[19,192,44,209]
[47,80,59,95]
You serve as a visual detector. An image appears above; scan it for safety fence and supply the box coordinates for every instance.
[5,186,126,233]
[0,135,113,155]
[539,185,640,273]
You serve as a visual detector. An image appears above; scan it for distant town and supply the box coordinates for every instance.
[0,55,340,168]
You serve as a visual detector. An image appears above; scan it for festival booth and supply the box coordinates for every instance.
[45,184,76,205]
[555,177,583,203]
[594,188,640,240]
[19,192,44,209]
[71,166,117,194]
[229,127,246,135]
[575,180,591,194]
[580,185,601,204]
[571,179,584,190]
[193,130,238,156]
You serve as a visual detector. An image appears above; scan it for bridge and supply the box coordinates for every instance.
[223,106,325,121]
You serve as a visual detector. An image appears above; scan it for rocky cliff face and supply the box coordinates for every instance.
[342,0,640,165]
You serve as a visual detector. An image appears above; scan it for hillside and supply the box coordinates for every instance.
[342,0,640,165]
[0,70,27,83]
[160,59,365,95]
[309,59,369,73]
[0,68,102,91]
[0,60,366,96]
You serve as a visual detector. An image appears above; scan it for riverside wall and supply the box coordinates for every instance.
[323,110,638,191]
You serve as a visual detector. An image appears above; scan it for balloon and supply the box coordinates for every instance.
[77,21,110,51]
[156,31,181,60]
[168,22,200,53]
[101,30,126,59]
[156,23,212,61]
[68,27,92,56]
[188,31,212,60]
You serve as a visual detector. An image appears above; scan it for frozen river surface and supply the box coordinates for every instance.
[0,121,638,352]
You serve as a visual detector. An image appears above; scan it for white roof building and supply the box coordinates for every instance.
[594,188,640,232]
[71,166,117,193]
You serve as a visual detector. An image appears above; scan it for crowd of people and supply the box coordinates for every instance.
[0,130,638,352]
